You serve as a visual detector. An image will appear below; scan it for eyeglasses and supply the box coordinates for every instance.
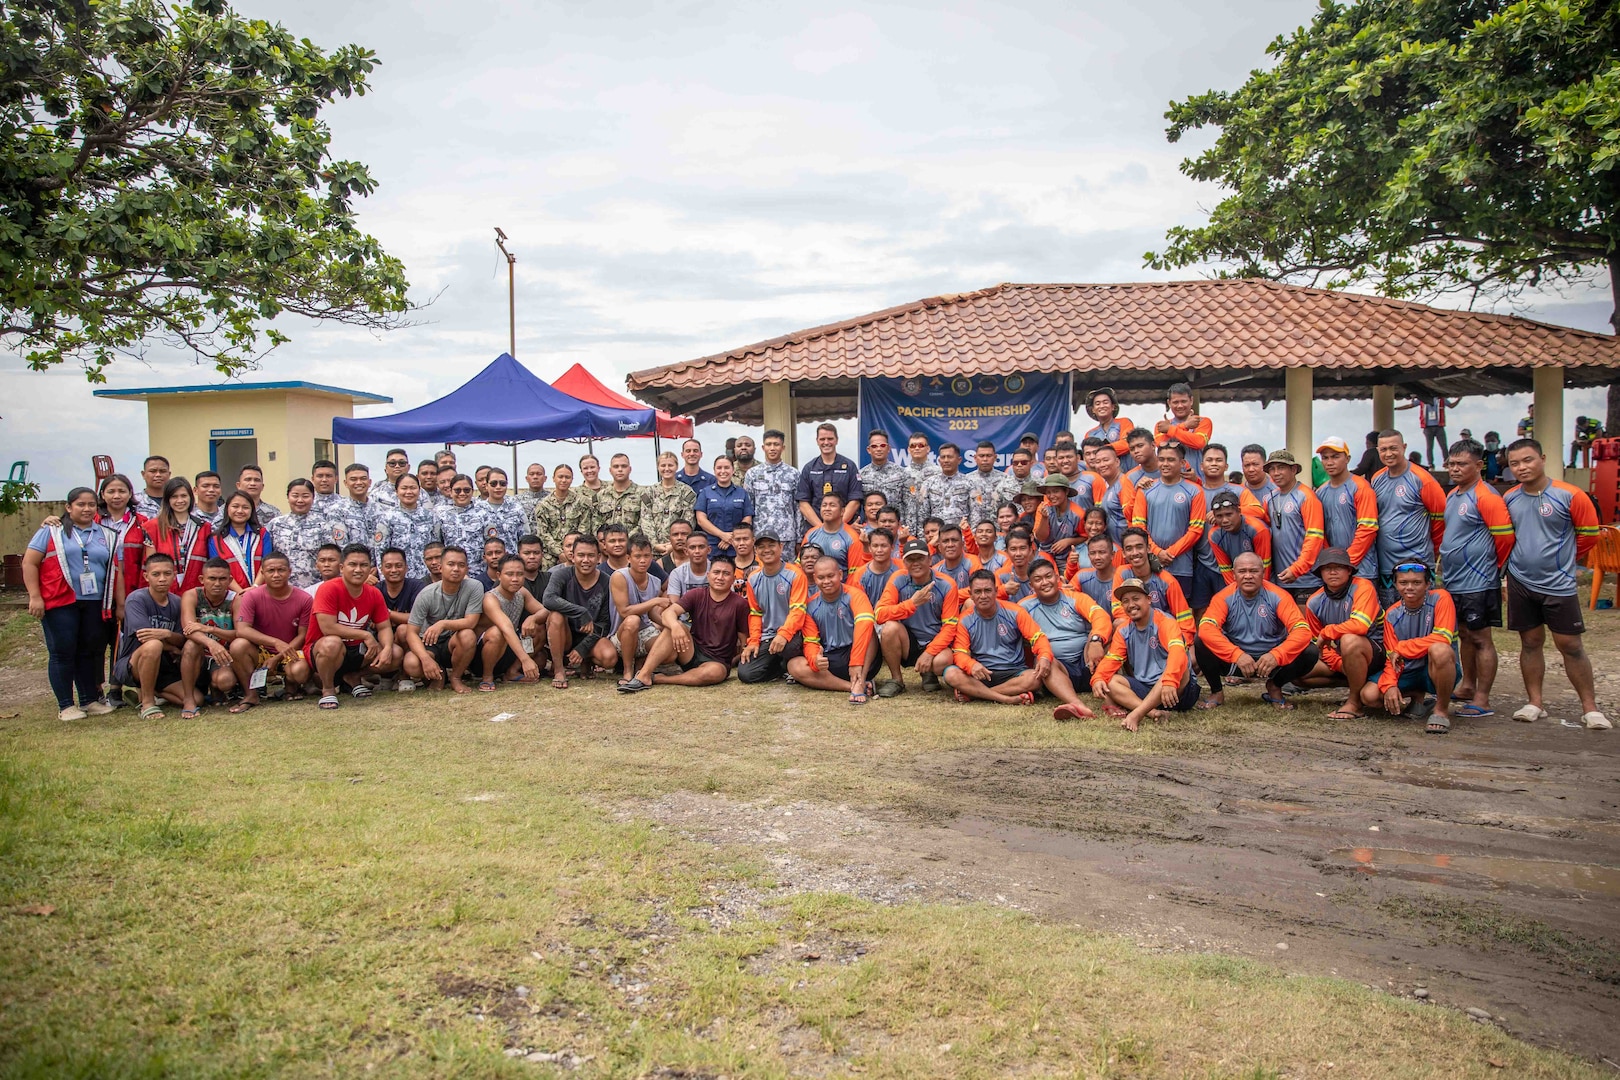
[452,486,473,495]
[386,458,408,466]
[487,480,508,488]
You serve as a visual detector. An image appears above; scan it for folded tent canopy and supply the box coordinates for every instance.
[331,353,656,445]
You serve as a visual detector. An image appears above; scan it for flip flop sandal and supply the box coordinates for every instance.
[318,695,340,710]
[1452,703,1495,717]
[1511,704,1546,723]
[123,686,142,709]
[1404,695,1436,722]
[1261,693,1294,711]
[139,704,165,720]
[1425,713,1451,735]
[1101,703,1128,719]
[180,708,200,720]
[478,681,497,693]
[349,684,372,699]
[552,676,569,689]
[848,690,869,705]
[228,699,258,715]
[1196,696,1222,710]
[953,688,972,703]
[1053,702,1092,721]
[1015,692,1037,706]
[1327,708,1365,721]
[1450,692,1473,703]
[617,678,648,693]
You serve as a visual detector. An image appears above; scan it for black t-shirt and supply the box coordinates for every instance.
[381,576,424,615]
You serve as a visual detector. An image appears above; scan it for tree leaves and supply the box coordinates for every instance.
[1147,0,1620,323]
[0,0,411,380]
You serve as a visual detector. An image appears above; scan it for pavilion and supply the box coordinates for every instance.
[626,279,1620,478]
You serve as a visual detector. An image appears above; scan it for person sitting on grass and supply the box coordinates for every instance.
[736,532,810,685]
[475,554,544,691]
[1365,563,1460,735]
[609,534,669,689]
[873,538,960,696]
[178,558,243,718]
[1019,559,1108,721]
[542,534,616,688]
[1294,547,1384,721]
[377,548,422,684]
[930,521,982,594]
[942,569,1053,707]
[113,552,186,719]
[1088,576,1196,732]
[620,554,750,691]
[1194,552,1317,711]
[229,551,312,712]
[401,546,484,694]
[664,530,712,599]
[787,556,879,703]
[307,544,397,710]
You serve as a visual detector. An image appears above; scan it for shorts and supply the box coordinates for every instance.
[1505,574,1584,636]
[1451,588,1503,631]
[1059,656,1092,688]
[1319,637,1385,675]
[1125,674,1198,711]
[679,645,725,675]
[423,635,457,670]
[1190,562,1225,611]
[303,638,369,675]
[899,630,927,667]
[737,635,804,684]
[607,620,662,659]
[983,666,1028,688]
[823,645,852,681]
[113,649,183,690]
[476,635,521,677]
[1396,659,1462,696]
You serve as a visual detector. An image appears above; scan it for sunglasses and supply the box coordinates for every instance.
[1393,562,1428,575]
[487,480,508,487]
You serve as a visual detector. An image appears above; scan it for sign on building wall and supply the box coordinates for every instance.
[857,373,1073,466]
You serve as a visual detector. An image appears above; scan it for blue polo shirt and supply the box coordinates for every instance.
[676,467,716,492]
[696,482,755,552]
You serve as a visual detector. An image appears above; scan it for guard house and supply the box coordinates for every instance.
[92,380,392,499]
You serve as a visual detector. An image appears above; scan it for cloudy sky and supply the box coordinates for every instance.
[3,0,1612,494]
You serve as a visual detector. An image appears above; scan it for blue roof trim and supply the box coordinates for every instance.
[92,380,392,404]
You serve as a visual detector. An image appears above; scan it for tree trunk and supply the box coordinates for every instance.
[1609,255,1620,436]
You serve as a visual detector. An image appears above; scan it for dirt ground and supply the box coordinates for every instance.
[627,621,1620,1067]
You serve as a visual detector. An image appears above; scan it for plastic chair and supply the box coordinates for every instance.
[5,461,26,484]
[1587,525,1620,609]
[92,455,114,483]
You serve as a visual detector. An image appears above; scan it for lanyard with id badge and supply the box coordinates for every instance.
[71,527,99,596]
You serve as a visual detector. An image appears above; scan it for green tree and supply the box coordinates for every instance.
[1148,0,1620,430]
[1,0,410,381]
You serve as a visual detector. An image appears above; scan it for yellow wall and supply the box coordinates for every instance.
[144,390,357,500]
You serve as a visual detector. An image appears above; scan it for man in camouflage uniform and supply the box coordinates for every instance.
[323,464,383,558]
[858,430,908,524]
[742,428,801,550]
[901,431,941,537]
[530,463,583,568]
[964,440,1019,526]
[369,449,412,509]
[921,442,974,529]
[475,466,529,553]
[512,463,547,516]
[310,460,343,512]
[640,452,698,555]
[266,480,328,588]
[592,453,644,533]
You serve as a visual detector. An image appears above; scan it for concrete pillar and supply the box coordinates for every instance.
[1285,366,1314,470]
[1372,384,1395,433]
[761,380,799,466]
[1534,366,1565,481]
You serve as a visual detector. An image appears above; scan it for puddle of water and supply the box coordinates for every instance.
[1329,847,1620,898]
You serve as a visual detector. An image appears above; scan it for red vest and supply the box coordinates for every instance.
[36,524,118,617]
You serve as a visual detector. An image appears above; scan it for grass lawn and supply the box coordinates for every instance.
[0,655,1605,1078]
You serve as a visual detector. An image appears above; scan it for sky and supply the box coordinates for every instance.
[3,0,1613,495]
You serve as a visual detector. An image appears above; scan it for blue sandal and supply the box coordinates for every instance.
[1452,703,1495,717]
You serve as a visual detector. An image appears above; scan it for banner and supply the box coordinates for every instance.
[858,372,1073,467]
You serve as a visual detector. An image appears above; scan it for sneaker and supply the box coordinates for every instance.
[1582,711,1613,731]
[58,705,87,721]
[84,700,117,716]
[396,678,417,693]
[101,693,126,710]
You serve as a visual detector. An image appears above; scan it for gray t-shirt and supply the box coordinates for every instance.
[665,560,709,598]
[408,579,486,629]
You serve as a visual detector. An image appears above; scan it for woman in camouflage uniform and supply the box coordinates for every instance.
[640,451,698,555]
[266,479,327,589]
[531,463,586,567]
[374,473,442,580]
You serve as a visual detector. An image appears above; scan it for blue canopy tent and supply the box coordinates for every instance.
[331,354,656,451]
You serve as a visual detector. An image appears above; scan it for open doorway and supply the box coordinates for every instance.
[211,438,259,489]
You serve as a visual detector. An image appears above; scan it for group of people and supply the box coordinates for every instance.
[21,382,1609,733]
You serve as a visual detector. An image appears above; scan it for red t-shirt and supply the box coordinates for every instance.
[310,578,389,640]
[236,586,313,646]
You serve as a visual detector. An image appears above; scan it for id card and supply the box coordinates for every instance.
[520,636,534,655]
[80,571,98,595]
[250,667,269,690]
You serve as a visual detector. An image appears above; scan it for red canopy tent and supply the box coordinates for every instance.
[552,363,693,440]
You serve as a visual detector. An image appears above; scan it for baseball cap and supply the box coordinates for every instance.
[1314,547,1353,572]
[1316,436,1350,455]
[1209,491,1241,513]
[1113,576,1149,600]
[901,538,931,560]
[756,531,782,544]
[1265,449,1302,471]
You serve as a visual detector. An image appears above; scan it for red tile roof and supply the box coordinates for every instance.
[628,280,1620,422]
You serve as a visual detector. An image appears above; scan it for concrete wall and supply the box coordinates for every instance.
[144,391,357,501]
[1,501,68,559]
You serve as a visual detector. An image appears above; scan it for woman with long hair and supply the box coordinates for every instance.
[209,489,273,589]
[23,487,120,720]
[129,477,211,592]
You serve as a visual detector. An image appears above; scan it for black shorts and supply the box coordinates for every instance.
[900,631,927,667]
[1060,656,1092,688]
[424,636,457,669]
[679,645,725,675]
[334,643,368,676]
[1452,587,1503,631]
[824,645,852,681]
[1505,574,1585,636]
[114,649,182,690]
[984,667,1028,688]
[737,635,803,684]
